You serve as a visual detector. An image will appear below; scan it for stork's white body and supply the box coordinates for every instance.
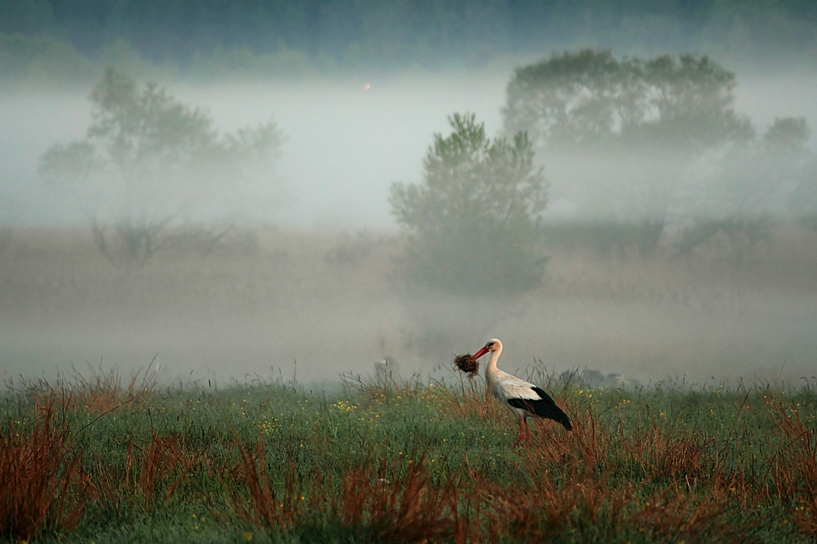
[486,365,545,422]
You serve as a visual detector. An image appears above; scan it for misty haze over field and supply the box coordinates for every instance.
[3,69,817,229]
[2,0,817,388]
[2,72,513,230]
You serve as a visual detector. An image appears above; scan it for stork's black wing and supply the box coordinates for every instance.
[508,386,572,430]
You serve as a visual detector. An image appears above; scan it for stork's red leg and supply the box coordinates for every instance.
[513,418,525,447]
[524,419,531,442]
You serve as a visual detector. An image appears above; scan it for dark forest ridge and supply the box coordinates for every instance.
[2,0,817,80]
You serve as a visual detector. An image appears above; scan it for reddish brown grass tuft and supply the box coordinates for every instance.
[88,431,197,516]
[0,395,86,541]
[337,455,457,543]
[65,364,157,414]
[491,396,755,541]
[14,364,158,415]
[628,424,715,485]
[220,438,303,530]
[224,441,458,542]
[768,402,817,536]
[630,488,739,541]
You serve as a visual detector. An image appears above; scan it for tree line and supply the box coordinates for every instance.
[3,0,817,79]
[40,50,816,297]
[394,49,816,296]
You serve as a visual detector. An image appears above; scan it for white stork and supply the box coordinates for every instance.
[472,338,572,446]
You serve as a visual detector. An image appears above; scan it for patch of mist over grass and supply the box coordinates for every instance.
[2,60,817,387]
[0,227,403,384]
[1,223,816,387]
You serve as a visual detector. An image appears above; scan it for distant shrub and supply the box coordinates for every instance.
[389,113,548,297]
[674,216,773,265]
[323,232,380,267]
[543,219,666,257]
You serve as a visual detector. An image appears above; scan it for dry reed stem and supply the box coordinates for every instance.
[767,402,817,536]
[137,433,197,509]
[455,467,630,542]
[338,455,457,543]
[441,382,505,426]
[0,395,86,540]
[221,438,302,531]
[224,440,458,543]
[630,488,740,541]
[470,459,744,542]
[66,363,157,414]
[522,400,607,473]
[15,363,158,415]
[626,425,715,485]
[495,395,757,541]
[88,431,197,516]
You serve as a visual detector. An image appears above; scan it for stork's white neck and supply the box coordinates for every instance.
[486,343,503,379]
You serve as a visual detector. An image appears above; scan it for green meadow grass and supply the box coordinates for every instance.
[2,368,817,543]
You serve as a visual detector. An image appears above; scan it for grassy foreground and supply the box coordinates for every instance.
[2,367,817,543]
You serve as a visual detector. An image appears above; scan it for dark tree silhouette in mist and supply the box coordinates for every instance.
[503,49,755,255]
[504,48,753,154]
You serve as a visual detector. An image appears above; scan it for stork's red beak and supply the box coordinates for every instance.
[473,345,490,359]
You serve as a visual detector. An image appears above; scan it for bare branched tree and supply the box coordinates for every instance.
[39,68,284,267]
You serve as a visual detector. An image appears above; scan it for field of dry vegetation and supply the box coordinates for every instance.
[1,355,817,543]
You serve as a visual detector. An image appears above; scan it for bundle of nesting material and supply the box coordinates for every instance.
[453,353,479,376]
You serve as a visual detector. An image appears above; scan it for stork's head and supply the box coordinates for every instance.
[473,338,502,359]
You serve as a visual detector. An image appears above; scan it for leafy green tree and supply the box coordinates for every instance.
[39,67,283,265]
[389,113,547,296]
[503,49,629,151]
[634,54,754,150]
[504,48,753,154]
